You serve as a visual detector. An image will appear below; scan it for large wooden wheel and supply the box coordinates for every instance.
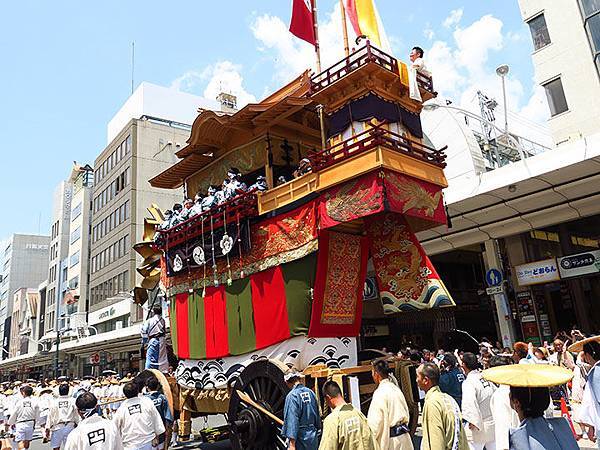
[228,359,290,450]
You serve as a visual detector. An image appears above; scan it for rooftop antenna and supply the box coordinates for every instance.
[131,41,135,95]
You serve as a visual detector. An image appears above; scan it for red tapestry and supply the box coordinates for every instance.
[384,172,446,225]
[309,231,369,337]
[365,212,454,314]
[164,201,318,292]
[204,285,229,358]
[250,266,291,349]
[175,293,190,359]
[318,172,384,229]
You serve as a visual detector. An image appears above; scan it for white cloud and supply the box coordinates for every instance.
[250,3,363,85]
[423,24,435,41]
[443,8,463,29]
[170,61,256,109]
[424,14,549,140]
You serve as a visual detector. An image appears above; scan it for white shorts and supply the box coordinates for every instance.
[14,422,34,442]
[51,423,75,448]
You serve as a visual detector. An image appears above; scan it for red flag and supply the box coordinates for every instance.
[290,0,316,46]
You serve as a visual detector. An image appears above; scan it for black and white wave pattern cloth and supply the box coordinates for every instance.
[175,336,357,389]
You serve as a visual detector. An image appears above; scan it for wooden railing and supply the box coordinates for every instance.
[308,124,447,172]
[309,41,434,95]
[158,190,258,249]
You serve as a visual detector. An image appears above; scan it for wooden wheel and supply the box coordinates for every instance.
[228,359,290,450]
[136,369,176,417]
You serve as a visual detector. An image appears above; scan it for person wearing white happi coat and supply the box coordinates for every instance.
[140,305,168,372]
[38,388,54,428]
[408,46,431,102]
[7,385,40,449]
[45,383,80,450]
[460,352,496,450]
[64,392,123,450]
[113,382,165,450]
[367,360,413,450]
[574,338,600,445]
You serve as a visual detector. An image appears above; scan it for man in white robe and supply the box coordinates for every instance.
[460,352,496,450]
[367,360,413,450]
[45,383,80,450]
[7,385,39,449]
[64,392,122,450]
[113,382,165,450]
[408,46,431,102]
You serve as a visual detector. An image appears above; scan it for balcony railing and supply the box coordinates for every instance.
[309,41,434,96]
[308,124,447,172]
[159,191,258,249]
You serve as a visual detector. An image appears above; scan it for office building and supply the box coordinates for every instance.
[41,181,73,338]
[0,234,49,358]
[65,164,94,318]
[88,83,210,336]
[518,0,600,144]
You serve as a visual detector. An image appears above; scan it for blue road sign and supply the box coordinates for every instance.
[486,268,503,287]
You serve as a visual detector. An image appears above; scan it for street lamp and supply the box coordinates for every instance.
[496,64,510,134]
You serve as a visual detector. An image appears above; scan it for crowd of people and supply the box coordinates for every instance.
[0,373,172,450]
[281,329,600,450]
[155,161,315,236]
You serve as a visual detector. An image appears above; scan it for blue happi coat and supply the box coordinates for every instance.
[282,384,321,450]
[509,416,579,450]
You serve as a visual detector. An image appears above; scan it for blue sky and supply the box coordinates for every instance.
[0,1,543,240]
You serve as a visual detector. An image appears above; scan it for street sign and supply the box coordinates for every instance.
[486,286,503,295]
[486,268,503,287]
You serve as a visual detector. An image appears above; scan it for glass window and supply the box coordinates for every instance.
[543,77,569,116]
[69,276,79,289]
[70,226,81,244]
[527,14,551,50]
[126,135,132,154]
[70,251,80,267]
[71,202,82,220]
[124,201,130,220]
[585,13,600,53]
[580,0,600,17]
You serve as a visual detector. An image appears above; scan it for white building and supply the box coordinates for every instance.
[518,0,600,144]
[65,164,94,322]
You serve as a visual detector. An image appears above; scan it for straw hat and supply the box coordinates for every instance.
[567,335,600,353]
[482,364,573,387]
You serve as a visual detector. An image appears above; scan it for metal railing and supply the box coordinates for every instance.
[309,41,434,95]
[308,123,447,172]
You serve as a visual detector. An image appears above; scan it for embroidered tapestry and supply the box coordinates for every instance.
[308,231,368,337]
[365,212,454,313]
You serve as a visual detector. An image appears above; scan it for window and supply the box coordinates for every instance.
[70,226,81,244]
[543,77,569,116]
[71,202,82,220]
[579,0,600,76]
[69,276,79,289]
[527,14,551,50]
[70,250,80,267]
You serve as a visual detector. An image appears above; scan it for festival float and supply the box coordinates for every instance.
[133,6,454,448]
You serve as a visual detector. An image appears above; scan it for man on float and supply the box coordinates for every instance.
[140,304,168,372]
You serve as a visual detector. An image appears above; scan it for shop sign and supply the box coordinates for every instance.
[558,250,600,279]
[88,299,131,325]
[486,286,503,295]
[515,259,560,286]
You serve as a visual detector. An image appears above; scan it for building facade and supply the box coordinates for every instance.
[0,234,49,359]
[518,0,600,144]
[41,181,73,339]
[65,164,94,319]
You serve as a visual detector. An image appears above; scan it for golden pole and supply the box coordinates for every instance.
[340,0,350,57]
[312,0,322,73]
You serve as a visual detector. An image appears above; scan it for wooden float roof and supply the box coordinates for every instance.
[150,72,314,189]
